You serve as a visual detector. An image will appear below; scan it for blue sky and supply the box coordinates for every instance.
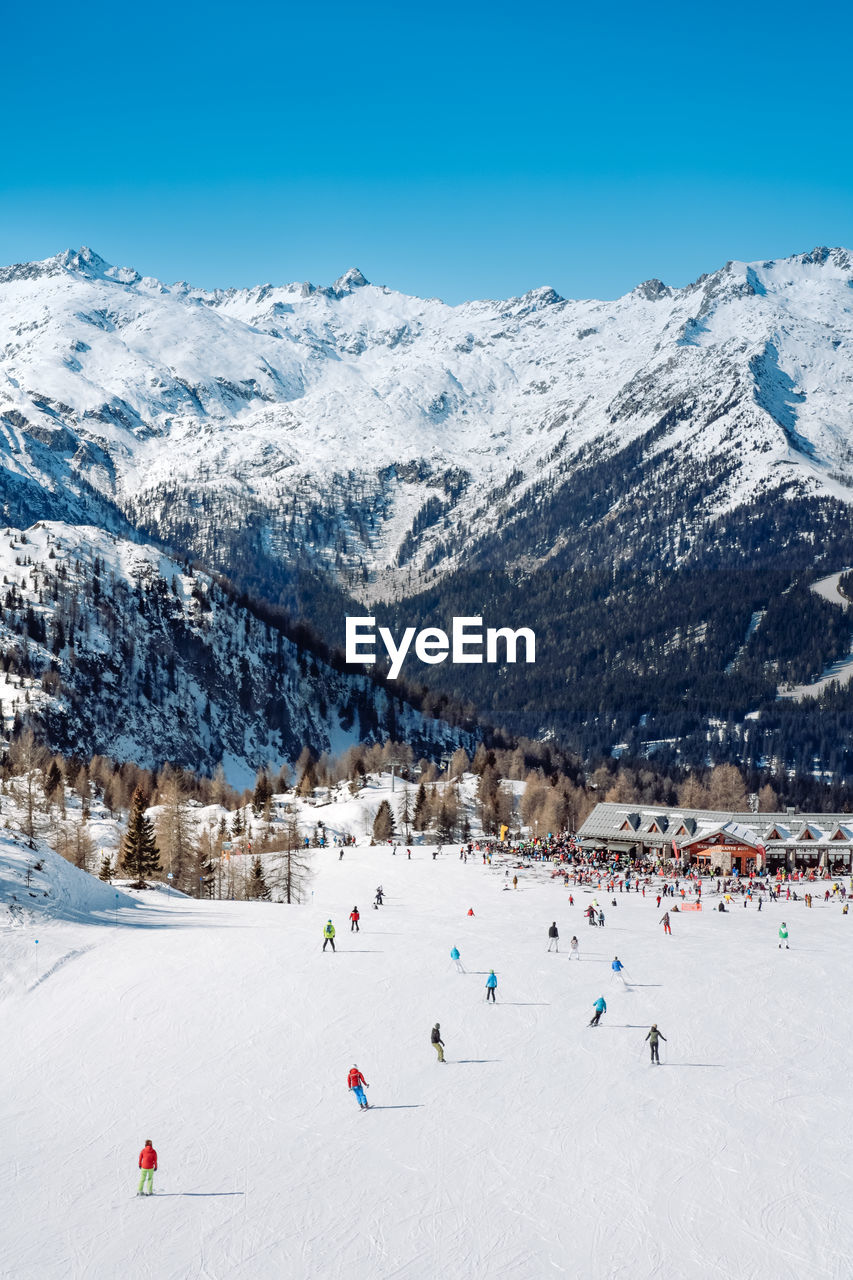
[2,0,850,301]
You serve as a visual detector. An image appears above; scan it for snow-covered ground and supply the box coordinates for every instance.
[1,830,850,1279]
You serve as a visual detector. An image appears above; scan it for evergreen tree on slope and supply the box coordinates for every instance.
[120,787,163,889]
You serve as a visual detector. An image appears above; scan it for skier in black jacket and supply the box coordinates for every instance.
[547,922,559,952]
[431,1023,446,1063]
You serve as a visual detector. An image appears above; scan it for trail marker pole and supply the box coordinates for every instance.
[34,939,39,981]
[114,892,119,927]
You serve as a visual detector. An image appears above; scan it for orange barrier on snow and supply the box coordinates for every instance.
[680,903,702,912]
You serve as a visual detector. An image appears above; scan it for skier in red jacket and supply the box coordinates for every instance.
[347,1064,370,1109]
[350,907,360,932]
[137,1139,157,1195]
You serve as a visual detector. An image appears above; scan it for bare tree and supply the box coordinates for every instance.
[156,766,197,893]
[54,816,97,871]
[271,817,313,904]
[398,786,413,841]
[9,728,48,838]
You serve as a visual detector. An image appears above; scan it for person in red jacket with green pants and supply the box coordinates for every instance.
[138,1139,157,1195]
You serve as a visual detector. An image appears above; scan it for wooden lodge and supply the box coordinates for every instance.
[576,802,853,875]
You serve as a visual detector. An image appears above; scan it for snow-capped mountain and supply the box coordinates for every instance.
[1,245,852,597]
[3,244,853,773]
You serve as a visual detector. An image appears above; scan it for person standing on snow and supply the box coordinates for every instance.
[137,1139,157,1196]
[547,922,559,952]
[569,935,579,960]
[778,921,789,949]
[485,970,498,1002]
[645,1024,667,1064]
[450,946,465,972]
[323,920,336,951]
[348,1064,370,1109]
[431,1023,446,1062]
[660,911,672,936]
[589,996,607,1027]
[350,907,360,932]
[611,956,625,984]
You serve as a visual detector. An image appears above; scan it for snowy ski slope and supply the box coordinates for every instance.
[1,839,850,1279]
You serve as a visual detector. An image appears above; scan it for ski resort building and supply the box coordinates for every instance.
[577,803,853,874]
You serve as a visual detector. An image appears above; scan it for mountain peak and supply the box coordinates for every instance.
[332,267,369,295]
[633,278,672,301]
[59,246,112,277]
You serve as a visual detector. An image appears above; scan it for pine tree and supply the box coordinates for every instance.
[44,759,63,804]
[252,769,273,816]
[248,855,270,900]
[120,787,162,888]
[98,852,112,882]
[413,782,429,832]
[372,799,395,843]
[437,789,459,842]
[192,828,216,898]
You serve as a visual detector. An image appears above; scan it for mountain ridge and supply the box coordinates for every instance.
[2,242,852,600]
[3,244,853,775]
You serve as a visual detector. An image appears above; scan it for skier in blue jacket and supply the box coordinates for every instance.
[611,956,626,985]
[450,946,465,973]
[485,970,498,1002]
[589,996,607,1026]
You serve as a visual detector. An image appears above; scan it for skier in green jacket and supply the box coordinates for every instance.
[323,920,336,951]
[645,1024,667,1064]
[778,922,789,949]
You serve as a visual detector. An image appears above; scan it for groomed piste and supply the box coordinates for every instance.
[1,835,850,1280]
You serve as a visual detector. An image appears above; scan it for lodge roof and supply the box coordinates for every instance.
[680,821,764,851]
[578,802,853,847]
